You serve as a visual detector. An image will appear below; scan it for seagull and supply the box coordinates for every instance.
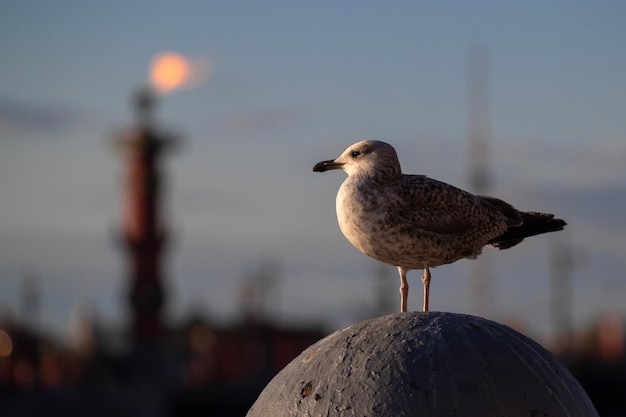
[313,140,566,313]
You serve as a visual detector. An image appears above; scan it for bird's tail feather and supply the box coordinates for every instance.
[489,211,566,250]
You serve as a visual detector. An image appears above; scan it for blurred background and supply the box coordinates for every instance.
[1,1,625,416]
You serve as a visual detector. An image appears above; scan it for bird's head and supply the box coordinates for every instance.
[313,140,402,180]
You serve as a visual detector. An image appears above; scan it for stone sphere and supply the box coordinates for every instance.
[247,312,598,417]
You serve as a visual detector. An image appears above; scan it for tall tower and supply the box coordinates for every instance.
[466,44,491,194]
[550,240,575,346]
[19,271,40,330]
[115,88,178,348]
[466,45,493,315]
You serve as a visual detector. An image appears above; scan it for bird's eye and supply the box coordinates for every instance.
[351,150,361,158]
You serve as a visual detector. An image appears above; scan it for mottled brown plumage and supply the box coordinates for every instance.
[313,140,566,312]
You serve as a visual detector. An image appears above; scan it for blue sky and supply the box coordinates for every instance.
[1,1,625,343]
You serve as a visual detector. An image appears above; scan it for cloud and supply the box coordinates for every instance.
[494,139,626,188]
[217,107,306,136]
[0,96,83,137]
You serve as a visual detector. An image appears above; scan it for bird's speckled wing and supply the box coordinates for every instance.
[388,175,509,238]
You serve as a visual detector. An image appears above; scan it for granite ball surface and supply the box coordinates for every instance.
[247,312,598,417]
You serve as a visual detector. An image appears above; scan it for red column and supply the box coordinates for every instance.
[121,130,167,346]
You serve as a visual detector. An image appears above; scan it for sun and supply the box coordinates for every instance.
[150,52,191,94]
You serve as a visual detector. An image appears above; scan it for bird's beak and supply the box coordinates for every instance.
[313,159,344,172]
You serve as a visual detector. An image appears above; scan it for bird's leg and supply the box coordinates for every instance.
[398,267,409,313]
[421,266,431,312]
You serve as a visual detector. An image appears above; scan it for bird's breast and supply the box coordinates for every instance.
[335,181,394,257]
